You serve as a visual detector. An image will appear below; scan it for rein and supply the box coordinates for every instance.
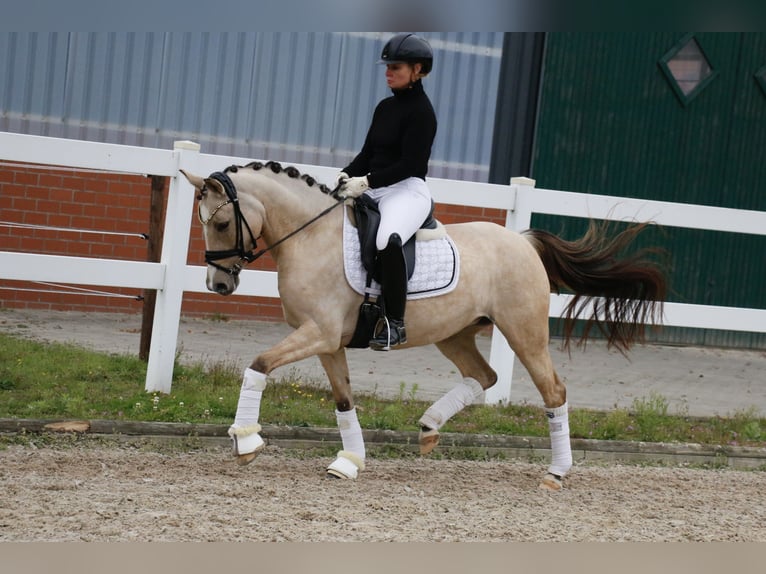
[201,171,343,276]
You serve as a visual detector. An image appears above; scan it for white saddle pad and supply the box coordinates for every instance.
[342,209,460,300]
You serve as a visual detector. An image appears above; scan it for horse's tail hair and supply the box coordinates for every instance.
[523,221,667,353]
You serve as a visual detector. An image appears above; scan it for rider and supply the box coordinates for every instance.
[336,32,437,351]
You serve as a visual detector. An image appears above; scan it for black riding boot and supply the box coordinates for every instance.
[369,234,408,351]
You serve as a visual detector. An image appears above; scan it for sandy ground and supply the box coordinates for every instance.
[0,440,765,542]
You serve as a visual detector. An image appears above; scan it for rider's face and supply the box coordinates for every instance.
[385,62,420,89]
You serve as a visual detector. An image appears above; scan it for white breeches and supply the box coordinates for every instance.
[364,177,433,250]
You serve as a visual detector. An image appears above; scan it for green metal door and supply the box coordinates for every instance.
[532,32,766,348]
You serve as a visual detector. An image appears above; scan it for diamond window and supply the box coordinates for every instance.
[659,34,718,106]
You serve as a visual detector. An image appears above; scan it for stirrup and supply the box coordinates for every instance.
[369,317,406,351]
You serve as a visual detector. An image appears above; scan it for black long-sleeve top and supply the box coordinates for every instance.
[343,80,437,189]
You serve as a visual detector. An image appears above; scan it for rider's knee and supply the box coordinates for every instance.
[377,232,402,252]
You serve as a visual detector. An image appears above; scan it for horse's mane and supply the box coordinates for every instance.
[222,160,334,196]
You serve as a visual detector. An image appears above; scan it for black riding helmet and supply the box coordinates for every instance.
[378,33,433,75]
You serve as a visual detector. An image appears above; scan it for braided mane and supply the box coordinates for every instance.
[222,160,333,195]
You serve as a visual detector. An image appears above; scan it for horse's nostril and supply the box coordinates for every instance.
[215,283,230,294]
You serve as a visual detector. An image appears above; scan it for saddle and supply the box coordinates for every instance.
[351,193,438,282]
[345,194,439,349]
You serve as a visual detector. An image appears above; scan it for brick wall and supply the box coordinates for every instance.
[1,163,505,321]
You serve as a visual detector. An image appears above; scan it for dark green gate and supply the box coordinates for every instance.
[530,33,766,348]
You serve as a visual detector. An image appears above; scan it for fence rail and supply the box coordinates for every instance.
[1,132,765,403]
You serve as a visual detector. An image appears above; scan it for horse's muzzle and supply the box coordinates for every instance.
[207,267,239,295]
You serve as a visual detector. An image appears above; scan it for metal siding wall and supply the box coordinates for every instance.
[1,33,69,137]
[0,32,503,182]
[428,32,503,180]
[533,33,766,348]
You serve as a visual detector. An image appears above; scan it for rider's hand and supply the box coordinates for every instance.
[338,176,369,199]
[334,171,349,190]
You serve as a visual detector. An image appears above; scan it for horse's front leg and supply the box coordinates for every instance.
[229,320,339,466]
[318,350,366,480]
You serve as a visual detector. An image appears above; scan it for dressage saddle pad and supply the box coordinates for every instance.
[342,208,460,300]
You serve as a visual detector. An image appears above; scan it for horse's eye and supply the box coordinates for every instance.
[215,221,230,232]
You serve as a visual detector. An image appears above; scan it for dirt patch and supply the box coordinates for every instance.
[1,441,764,542]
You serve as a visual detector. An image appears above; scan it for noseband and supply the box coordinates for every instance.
[198,170,345,277]
[199,171,259,276]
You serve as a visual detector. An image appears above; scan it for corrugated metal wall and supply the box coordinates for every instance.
[532,33,766,348]
[0,32,503,182]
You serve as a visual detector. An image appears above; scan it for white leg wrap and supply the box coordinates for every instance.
[545,402,572,477]
[229,368,268,455]
[336,408,365,460]
[327,409,366,479]
[232,368,267,428]
[419,377,484,430]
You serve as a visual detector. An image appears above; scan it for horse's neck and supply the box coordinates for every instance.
[252,175,337,251]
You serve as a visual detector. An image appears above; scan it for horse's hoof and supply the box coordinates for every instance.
[539,473,563,491]
[419,428,440,455]
[230,430,265,465]
[326,450,365,480]
[236,452,260,466]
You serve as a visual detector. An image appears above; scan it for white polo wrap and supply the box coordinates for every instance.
[419,377,484,430]
[545,401,572,477]
[336,407,366,460]
[232,368,267,428]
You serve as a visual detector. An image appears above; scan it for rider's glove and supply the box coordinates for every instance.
[337,176,369,199]
[334,171,349,190]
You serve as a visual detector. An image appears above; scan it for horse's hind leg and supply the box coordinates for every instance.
[419,325,497,455]
[319,349,366,480]
[497,319,571,491]
[519,351,571,491]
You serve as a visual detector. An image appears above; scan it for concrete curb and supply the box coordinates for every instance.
[2,418,764,470]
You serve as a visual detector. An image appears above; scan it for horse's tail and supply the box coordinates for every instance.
[523,221,667,353]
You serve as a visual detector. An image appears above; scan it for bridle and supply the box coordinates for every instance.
[198,171,260,276]
[198,170,343,277]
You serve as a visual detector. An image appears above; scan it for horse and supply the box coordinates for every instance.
[181,161,666,490]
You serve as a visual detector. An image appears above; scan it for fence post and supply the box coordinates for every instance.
[485,177,536,405]
[144,141,201,393]
[139,175,167,361]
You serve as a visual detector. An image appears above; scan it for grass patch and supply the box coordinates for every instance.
[1,333,764,448]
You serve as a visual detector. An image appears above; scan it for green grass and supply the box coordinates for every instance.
[1,333,764,448]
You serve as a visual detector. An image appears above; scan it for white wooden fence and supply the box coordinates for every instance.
[1,132,765,403]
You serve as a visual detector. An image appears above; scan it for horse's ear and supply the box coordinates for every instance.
[202,177,226,196]
[179,169,205,190]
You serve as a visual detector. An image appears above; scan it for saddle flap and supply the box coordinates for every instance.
[352,195,381,275]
